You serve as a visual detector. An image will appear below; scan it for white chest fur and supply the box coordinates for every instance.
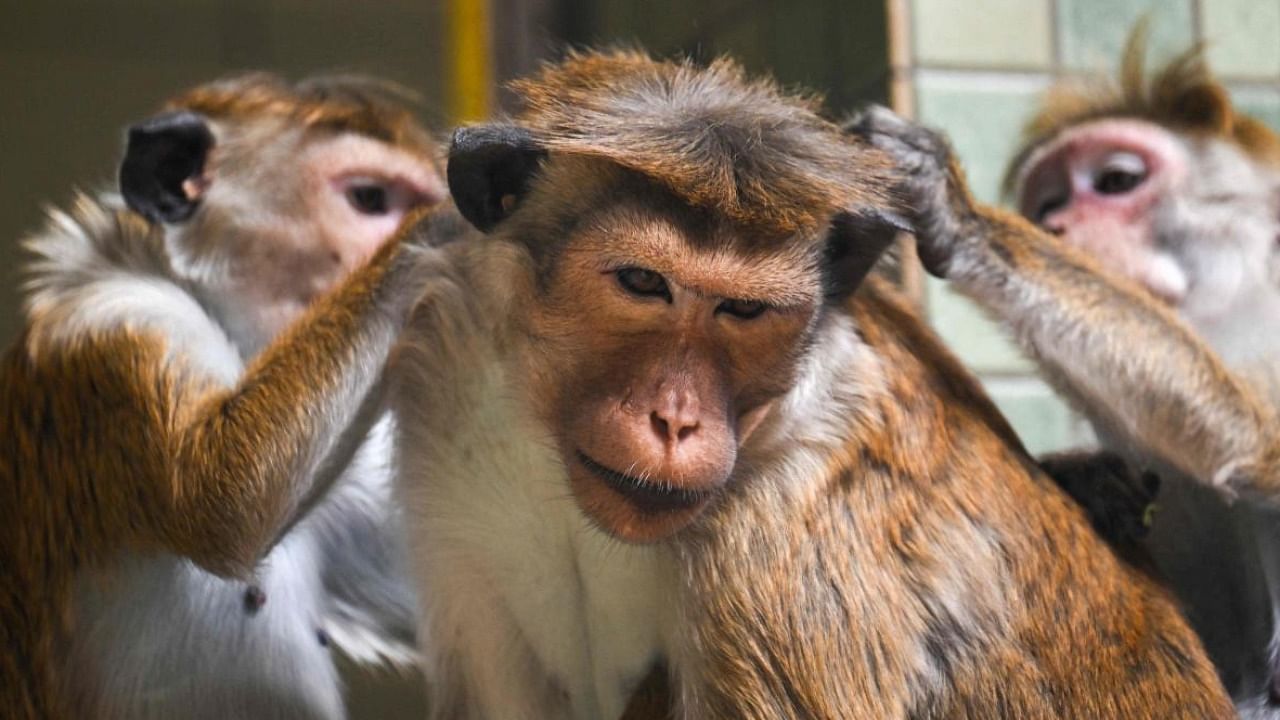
[395,332,673,720]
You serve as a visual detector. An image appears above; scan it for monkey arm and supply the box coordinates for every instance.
[848,106,1280,504]
[162,213,447,578]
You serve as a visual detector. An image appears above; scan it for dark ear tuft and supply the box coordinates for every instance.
[1171,82,1233,135]
[823,207,911,299]
[119,111,215,224]
[447,124,547,233]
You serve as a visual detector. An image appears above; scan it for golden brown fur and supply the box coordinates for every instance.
[0,207,429,717]
[674,277,1232,718]
[0,73,449,717]
[509,50,894,239]
[891,25,1280,714]
[852,35,1280,700]
[397,50,1233,718]
[169,73,439,160]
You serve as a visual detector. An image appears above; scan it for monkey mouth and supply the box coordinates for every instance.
[576,451,712,515]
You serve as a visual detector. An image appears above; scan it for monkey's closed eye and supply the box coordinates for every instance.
[616,268,672,301]
[346,184,391,215]
[716,298,768,320]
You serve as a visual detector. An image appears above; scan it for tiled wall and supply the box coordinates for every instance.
[895,0,1280,454]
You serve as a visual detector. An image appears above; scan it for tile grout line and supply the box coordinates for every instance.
[1047,0,1063,76]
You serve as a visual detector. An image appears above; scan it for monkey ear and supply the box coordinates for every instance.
[119,111,215,224]
[823,207,912,298]
[447,124,547,233]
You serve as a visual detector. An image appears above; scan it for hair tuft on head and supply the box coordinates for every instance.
[505,50,894,237]
[1003,21,1280,195]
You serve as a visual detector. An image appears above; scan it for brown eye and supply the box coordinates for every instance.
[347,184,390,215]
[616,268,671,301]
[717,298,768,319]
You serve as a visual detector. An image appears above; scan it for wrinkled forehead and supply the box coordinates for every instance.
[568,200,824,307]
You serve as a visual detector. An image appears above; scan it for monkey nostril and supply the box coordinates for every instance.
[650,411,698,444]
[650,412,670,442]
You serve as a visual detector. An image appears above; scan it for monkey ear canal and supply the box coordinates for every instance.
[823,208,913,298]
[447,124,547,233]
[119,111,215,224]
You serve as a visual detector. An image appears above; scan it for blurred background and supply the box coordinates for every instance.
[2,0,1279,714]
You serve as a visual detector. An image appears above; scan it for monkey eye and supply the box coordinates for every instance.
[616,267,672,301]
[717,298,768,319]
[1093,152,1147,196]
[346,183,391,215]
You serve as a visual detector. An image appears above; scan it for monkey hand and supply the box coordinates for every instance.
[374,207,475,331]
[1039,451,1161,553]
[845,105,981,279]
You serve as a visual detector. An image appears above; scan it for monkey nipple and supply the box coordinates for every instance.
[243,585,267,614]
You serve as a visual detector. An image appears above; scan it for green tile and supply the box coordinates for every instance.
[1056,0,1195,70]
[915,71,1047,203]
[914,0,1053,69]
[1202,0,1280,78]
[925,276,1032,375]
[982,378,1095,455]
[1230,85,1280,133]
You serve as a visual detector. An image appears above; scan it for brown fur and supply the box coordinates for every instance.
[894,25,1280,708]
[399,51,1233,718]
[508,50,895,239]
[0,209,427,717]
[170,73,439,159]
[674,276,1232,718]
[0,84,447,715]
[853,77,1280,706]
[1003,25,1280,196]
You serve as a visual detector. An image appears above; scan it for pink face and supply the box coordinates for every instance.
[187,126,447,351]
[1014,118,1192,304]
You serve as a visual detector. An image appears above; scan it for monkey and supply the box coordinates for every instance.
[845,30,1280,716]
[0,74,457,719]
[388,50,1234,719]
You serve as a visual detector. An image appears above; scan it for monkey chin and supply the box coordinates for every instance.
[568,451,719,544]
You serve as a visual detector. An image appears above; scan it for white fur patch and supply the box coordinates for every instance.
[394,245,672,720]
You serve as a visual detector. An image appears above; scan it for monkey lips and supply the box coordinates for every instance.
[569,449,723,543]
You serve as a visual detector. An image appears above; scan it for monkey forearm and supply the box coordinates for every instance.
[166,227,435,576]
[849,106,1280,501]
[947,205,1280,500]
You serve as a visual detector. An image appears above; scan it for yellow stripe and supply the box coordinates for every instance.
[447,0,493,124]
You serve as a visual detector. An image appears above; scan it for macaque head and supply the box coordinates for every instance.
[119,74,446,351]
[1006,33,1280,329]
[447,52,898,542]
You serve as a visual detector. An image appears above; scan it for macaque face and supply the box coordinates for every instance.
[183,121,447,349]
[528,204,822,543]
[1014,118,1280,325]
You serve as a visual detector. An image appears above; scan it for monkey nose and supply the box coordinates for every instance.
[650,410,699,446]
